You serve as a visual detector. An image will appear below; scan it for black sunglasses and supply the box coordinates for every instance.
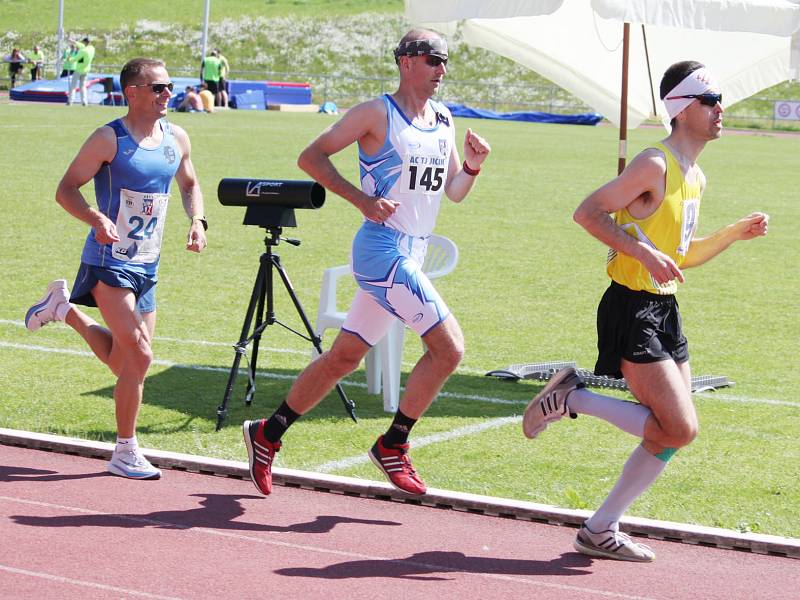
[130,82,174,94]
[424,55,448,67]
[666,92,722,107]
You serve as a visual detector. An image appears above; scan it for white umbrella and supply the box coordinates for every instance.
[405,0,800,171]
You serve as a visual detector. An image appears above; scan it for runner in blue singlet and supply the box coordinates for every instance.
[24,58,208,481]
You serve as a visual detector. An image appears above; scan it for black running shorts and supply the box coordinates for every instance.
[594,280,689,378]
[204,80,219,95]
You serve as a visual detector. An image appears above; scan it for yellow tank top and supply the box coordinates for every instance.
[606,143,702,295]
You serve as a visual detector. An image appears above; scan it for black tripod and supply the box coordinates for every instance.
[216,226,357,430]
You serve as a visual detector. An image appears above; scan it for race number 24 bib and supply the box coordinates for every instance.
[111,188,169,263]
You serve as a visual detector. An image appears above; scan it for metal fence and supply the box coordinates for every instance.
[4,64,798,129]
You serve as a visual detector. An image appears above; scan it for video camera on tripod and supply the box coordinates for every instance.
[217,178,325,228]
[215,178,356,430]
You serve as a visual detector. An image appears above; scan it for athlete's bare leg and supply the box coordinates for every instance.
[621,359,696,453]
[90,282,154,438]
[285,330,370,415]
[398,315,464,419]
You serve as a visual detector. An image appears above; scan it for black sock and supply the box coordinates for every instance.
[263,401,301,443]
[382,409,417,448]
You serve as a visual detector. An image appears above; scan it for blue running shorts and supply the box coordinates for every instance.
[342,221,450,346]
[70,263,158,314]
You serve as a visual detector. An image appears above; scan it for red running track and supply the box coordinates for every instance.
[0,444,795,600]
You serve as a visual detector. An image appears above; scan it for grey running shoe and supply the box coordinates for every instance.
[107,448,162,480]
[574,523,655,562]
[25,279,70,331]
[522,367,584,439]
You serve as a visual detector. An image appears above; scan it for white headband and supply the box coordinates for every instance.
[663,67,719,119]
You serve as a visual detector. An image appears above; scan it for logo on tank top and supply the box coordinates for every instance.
[163,146,176,164]
[439,139,448,155]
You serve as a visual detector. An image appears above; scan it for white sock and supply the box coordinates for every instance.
[585,444,667,532]
[55,301,74,322]
[115,436,138,453]
[568,387,651,437]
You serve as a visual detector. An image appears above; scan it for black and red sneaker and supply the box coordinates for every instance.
[243,419,281,495]
[368,435,427,495]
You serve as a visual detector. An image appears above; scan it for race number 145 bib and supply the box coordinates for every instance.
[400,154,447,196]
[111,188,169,263]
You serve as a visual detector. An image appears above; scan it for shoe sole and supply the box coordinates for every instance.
[24,279,68,332]
[107,462,161,480]
[522,368,576,439]
[24,294,52,331]
[242,420,271,495]
[368,448,426,496]
[573,536,655,563]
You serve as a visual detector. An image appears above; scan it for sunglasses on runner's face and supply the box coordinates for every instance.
[667,92,722,107]
[424,55,448,67]
[130,82,174,94]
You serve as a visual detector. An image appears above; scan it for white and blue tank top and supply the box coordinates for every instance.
[80,118,182,275]
[358,94,455,238]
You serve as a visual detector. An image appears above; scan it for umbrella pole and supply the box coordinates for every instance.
[618,22,630,175]
[642,25,657,117]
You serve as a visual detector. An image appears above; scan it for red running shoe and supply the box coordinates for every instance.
[243,419,281,495]
[368,435,427,495]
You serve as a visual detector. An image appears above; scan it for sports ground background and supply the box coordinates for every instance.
[1,2,798,594]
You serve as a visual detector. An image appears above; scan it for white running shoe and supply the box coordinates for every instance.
[574,523,656,562]
[107,448,162,480]
[25,279,70,332]
[522,367,584,439]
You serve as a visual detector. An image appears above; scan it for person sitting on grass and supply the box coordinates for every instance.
[176,85,203,113]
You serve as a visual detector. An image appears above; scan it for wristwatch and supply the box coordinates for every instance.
[191,215,208,231]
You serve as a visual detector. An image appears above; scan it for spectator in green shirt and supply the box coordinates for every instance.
[68,37,95,106]
[30,45,45,81]
[216,48,230,108]
[60,43,78,78]
[201,50,221,106]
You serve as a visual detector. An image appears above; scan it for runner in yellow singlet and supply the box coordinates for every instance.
[523,61,769,562]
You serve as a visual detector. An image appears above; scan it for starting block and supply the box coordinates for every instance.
[486,360,734,392]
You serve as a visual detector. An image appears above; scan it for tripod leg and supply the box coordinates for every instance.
[217,260,266,430]
[245,257,269,406]
[271,255,357,422]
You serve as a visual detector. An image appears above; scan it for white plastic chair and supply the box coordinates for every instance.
[314,234,459,412]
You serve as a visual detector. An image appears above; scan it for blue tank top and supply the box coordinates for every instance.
[81,118,182,275]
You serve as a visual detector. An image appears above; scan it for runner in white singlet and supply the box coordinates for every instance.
[242,29,491,498]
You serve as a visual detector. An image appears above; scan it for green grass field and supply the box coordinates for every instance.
[1,101,798,538]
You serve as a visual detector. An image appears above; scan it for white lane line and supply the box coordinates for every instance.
[0,563,183,600]
[0,319,308,355]
[314,416,520,473]
[0,495,653,600]
[0,319,485,373]
[694,391,800,408]
[0,341,519,404]
[3,339,796,409]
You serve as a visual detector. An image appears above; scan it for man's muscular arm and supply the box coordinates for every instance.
[574,151,685,286]
[56,126,119,244]
[297,99,399,224]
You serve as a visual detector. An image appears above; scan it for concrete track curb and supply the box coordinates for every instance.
[2,427,797,559]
